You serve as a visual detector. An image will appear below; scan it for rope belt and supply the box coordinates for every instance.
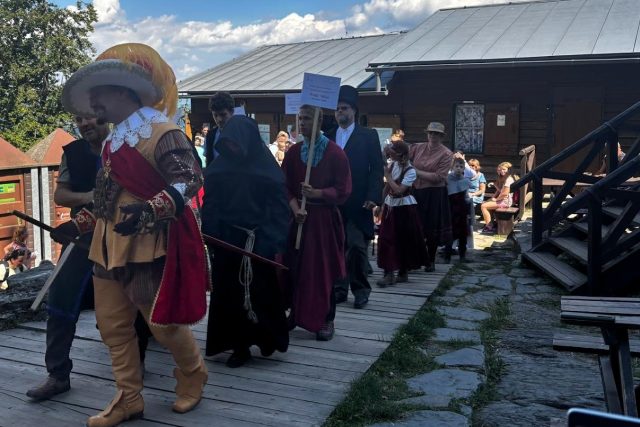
[233,225,258,324]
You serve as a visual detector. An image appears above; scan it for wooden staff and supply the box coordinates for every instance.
[202,233,288,271]
[295,107,320,249]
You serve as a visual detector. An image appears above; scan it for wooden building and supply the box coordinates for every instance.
[0,137,38,261]
[26,128,76,261]
[179,0,640,179]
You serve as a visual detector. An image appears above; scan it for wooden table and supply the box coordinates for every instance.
[561,296,640,417]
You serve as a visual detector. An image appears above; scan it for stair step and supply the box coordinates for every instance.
[549,237,588,264]
[522,252,587,292]
[603,206,640,226]
[573,222,613,236]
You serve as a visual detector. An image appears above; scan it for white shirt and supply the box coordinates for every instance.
[384,162,417,207]
[0,263,26,290]
[336,122,355,150]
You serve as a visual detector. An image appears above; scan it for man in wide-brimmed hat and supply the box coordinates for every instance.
[328,85,384,310]
[59,43,208,427]
[25,114,153,403]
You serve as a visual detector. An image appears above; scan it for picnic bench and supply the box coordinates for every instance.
[553,296,640,417]
[495,145,535,235]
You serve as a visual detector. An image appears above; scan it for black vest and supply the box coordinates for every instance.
[63,139,100,214]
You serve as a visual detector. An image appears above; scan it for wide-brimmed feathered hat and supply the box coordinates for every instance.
[62,43,177,118]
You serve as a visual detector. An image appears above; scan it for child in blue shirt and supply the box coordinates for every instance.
[445,158,472,262]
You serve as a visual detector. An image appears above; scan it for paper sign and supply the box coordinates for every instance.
[285,93,302,114]
[300,73,341,110]
[497,114,506,127]
[234,106,246,116]
[258,124,270,145]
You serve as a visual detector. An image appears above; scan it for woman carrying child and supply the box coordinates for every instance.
[375,142,428,287]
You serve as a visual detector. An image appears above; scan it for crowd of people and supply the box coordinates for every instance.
[8,42,525,427]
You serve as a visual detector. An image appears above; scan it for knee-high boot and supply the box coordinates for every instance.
[145,311,207,413]
[87,277,144,427]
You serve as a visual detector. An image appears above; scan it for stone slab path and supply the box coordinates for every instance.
[369,220,609,427]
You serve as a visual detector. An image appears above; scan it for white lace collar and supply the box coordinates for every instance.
[106,107,168,153]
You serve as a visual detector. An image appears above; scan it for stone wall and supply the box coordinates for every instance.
[0,262,53,329]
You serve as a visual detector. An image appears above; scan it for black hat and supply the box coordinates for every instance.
[338,85,358,110]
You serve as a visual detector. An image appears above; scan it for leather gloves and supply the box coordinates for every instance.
[51,208,96,244]
[113,187,184,236]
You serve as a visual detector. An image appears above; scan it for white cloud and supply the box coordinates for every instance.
[93,0,124,24]
[85,0,527,80]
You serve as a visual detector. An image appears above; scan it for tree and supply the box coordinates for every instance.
[0,0,97,150]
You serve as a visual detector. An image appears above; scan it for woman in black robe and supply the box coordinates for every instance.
[201,115,290,367]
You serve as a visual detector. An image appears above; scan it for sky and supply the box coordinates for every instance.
[52,0,523,81]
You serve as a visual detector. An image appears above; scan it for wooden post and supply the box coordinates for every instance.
[295,113,301,143]
[295,107,321,249]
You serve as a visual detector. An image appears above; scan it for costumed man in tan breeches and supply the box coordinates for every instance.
[58,43,209,427]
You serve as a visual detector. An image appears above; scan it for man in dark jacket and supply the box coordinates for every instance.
[204,91,235,167]
[328,85,384,309]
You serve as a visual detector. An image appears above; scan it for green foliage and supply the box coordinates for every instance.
[0,0,97,150]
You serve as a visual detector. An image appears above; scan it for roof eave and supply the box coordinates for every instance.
[367,54,640,72]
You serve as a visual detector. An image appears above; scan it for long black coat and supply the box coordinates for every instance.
[328,124,384,240]
[203,126,220,167]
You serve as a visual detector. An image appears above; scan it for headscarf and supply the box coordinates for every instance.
[202,115,289,258]
[300,133,329,167]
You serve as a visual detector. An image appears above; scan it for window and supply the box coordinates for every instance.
[454,104,484,154]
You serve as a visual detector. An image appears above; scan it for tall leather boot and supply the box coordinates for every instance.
[88,277,145,427]
[145,312,207,413]
[172,357,208,413]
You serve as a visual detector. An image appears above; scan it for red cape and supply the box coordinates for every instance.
[105,141,208,325]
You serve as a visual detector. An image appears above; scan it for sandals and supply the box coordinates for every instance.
[481,225,495,234]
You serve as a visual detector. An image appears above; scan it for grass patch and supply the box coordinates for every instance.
[326,266,515,426]
[470,297,511,412]
[440,339,477,351]
[325,278,451,426]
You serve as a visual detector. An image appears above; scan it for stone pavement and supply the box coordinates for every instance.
[369,219,607,426]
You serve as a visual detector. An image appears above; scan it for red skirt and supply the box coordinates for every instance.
[377,204,428,272]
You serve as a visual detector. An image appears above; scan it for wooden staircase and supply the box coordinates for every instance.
[513,100,640,294]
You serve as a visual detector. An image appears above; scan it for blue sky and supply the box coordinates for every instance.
[53,0,512,80]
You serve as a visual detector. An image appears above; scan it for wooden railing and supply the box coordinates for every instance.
[559,156,640,292]
[511,100,640,247]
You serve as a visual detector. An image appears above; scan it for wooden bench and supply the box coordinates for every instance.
[554,296,640,416]
[494,145,535,235]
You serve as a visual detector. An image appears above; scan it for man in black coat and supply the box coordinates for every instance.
[204,91,235,167]
[328,85,384,309]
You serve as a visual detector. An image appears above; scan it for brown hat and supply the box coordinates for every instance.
[338,85,358,110]
[425,122,445,134]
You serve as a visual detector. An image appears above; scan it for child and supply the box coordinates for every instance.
[467,159,487,209]
[480,162,515,233]
[376,142,428,286]
[446,158,471,262]
[1,249,27,290]
[3,225,33,269]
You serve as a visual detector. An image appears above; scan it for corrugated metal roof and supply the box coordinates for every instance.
[179,34,400,94]
[370,0,640,67]
[27,128,76,167]
[0,137,37,171]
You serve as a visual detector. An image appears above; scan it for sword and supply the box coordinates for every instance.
[30,242,77,310]
[202,233,288,271]
[13,210,288,271]
[11,210,90,251]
